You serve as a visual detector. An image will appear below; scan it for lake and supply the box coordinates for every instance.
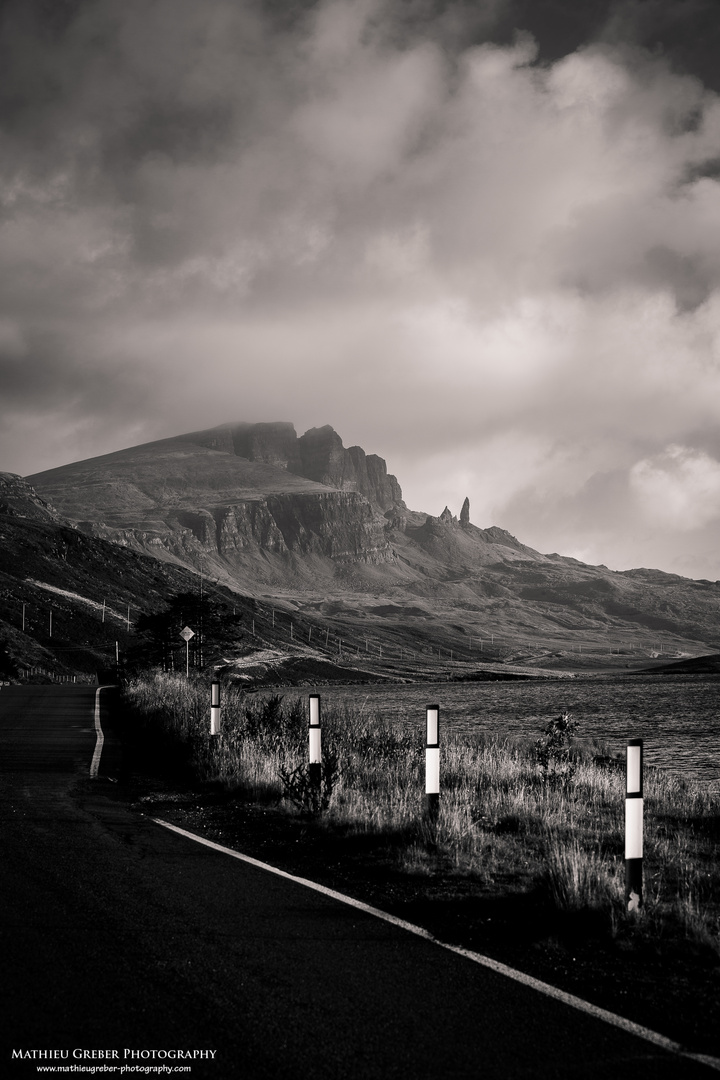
[275,674,720,787]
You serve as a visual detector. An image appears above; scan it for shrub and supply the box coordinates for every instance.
[535,711,579,786]
[279,751,343,816]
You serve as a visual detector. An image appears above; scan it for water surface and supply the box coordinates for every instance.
[276,675,720,786]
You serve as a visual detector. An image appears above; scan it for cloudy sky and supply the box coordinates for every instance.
[3,0,720,579]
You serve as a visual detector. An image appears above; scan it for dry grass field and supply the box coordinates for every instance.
[123,671,720,959]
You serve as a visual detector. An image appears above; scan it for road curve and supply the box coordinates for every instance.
[0,685,715,1079]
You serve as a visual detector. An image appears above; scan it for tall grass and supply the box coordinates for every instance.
[122,671,720,955]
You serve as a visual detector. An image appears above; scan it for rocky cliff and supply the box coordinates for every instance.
[294,426,403,510]
[173,491,391,564]
[183,422,404,511]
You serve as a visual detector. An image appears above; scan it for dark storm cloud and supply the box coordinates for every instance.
[2,0,720,576]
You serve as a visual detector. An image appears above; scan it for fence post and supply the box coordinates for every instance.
[625,739,643,911]
[210,681,221,735]
[309,694,321,793]
[425,705,440,822]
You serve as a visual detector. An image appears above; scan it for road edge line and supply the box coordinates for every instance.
[148,815,719,1073]
[90,685,114,778]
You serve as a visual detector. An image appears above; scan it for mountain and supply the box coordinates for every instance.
[25,423,400,589]
[4,421,719,681]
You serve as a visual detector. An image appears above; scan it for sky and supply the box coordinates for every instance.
[2,0,720,579]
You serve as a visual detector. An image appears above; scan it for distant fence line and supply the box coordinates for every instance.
[8,590,685,673]
[17,668,96,684]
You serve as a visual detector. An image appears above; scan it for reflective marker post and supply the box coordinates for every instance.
[625,739,643,911]
[309,694,322,793]
[425,705,440,822]
[210,681,221,735]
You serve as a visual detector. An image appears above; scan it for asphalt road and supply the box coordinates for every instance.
[0,685,715,1080]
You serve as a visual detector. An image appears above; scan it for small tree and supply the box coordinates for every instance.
[131,592,245,671]
[535,711,578,786]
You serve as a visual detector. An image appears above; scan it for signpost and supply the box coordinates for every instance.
[179,625,195,678]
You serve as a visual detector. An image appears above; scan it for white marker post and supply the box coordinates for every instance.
[309,694,322,794]
[210,681,221,735]
[425,705,440,822]
[625,739,643,911]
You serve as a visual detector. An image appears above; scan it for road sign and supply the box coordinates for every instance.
[179,626,195,642]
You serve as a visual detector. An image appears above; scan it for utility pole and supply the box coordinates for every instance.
[199,558,204,670]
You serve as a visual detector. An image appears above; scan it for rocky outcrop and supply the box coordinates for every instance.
[295,426,403,510]
[0,473,62,523]
[184,421,404,511]
[347,446,404,510]
[384,506,407,532]
[286,427,401,509]
[460,497,470,528]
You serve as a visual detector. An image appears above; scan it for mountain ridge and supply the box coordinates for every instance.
[2,421,717,680]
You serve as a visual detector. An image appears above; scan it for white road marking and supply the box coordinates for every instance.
[89,686,113,778]
[149,815,720,1074]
